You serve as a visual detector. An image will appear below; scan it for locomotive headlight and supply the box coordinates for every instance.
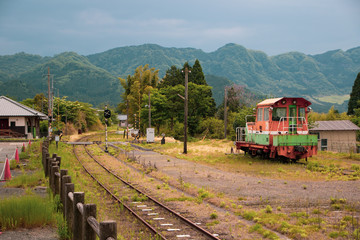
[293,100,297,104]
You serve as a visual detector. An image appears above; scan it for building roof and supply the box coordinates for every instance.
[310,120,360,131]
[0,96,48,119]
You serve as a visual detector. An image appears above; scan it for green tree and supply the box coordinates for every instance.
[158,66,182,88]
[119,65,159,130]
[348,72,360,115]
[190,59,207,85]
[140,88,168,134]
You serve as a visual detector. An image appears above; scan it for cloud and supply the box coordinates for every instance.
[78,9,117,26]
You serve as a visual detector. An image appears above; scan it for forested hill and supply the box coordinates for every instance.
[87,43,360,99]
[1,43,359,111]
[0,52,123,106]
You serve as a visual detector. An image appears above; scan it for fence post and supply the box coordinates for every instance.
[61,175,71,216]
[83,204,96,240]
[60,169,68,205]
[53,166,60,195]
[46,157,53,178]
[65,183,74,233]
[56,156,62,168]
[44,154,50,176]
[50,162,58,192]
[73,192,85,240]
[99,221,117,240]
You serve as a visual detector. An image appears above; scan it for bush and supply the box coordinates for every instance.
[198,117,224,139]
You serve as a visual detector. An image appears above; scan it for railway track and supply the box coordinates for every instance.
[73,142,221,240]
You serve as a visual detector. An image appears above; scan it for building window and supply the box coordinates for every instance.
[321,139,327,151]
[10,121,16,127]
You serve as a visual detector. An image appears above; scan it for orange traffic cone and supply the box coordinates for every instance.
[15,148,19,163]
[3,158,11,181]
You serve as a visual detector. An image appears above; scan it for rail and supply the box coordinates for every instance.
[84,143,221,239]
[41,138,117,240]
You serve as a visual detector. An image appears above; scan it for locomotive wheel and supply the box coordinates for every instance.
[250,150,257,158]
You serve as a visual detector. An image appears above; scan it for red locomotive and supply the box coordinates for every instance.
[235,97,317,161]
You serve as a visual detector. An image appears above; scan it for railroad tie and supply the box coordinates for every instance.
[160,223,173,226]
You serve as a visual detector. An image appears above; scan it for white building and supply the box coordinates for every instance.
[0,96,47,138]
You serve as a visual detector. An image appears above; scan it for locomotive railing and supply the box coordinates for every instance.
[276,117,309,133]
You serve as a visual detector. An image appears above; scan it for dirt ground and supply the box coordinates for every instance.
[130,146,360,207]
[0,227,57,240]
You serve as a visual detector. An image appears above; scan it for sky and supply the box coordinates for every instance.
[0,0,359,57]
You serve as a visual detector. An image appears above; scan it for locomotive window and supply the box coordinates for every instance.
[257,108,263,121]
[299,108,305,121]
[264,107,269,121]
[272,107,286,121]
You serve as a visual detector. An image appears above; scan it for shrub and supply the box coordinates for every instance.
[243,210,257,221]
[210,212,218,219]
[265,205,273,213]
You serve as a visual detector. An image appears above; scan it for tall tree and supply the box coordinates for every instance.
[190,59,207,85]
[348,72,360,115]
[119,65,159,129]
[158,66,182,88]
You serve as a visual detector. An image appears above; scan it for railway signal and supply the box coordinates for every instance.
[104,106,111,153]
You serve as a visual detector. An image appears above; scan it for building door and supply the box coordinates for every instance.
[321,139,328,151]
[289,105,297,134]
[0,119,9,129]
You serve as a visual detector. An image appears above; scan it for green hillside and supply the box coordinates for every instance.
[1,44,359,112]
[88,43,360,98]
[0,52,123,106]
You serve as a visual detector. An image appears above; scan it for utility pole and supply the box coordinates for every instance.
[224,87,228,139]
[47,67,52,137]
[148,91,151,128]
[126,99,129,139]
[57,89,60,130]
[184,67,189,154]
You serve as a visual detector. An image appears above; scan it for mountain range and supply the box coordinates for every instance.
[1,43,359,112]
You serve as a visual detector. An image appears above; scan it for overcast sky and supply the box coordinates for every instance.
[0,0,359,57]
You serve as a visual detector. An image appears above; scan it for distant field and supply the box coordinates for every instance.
[316,94,349,104]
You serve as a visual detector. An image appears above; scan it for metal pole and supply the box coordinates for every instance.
[184,67,188,154]
[224,87,228,139]
[148,91,151,128]
[105,105,108,153]
[47,67,51,137]
[105,119,108,152]
[126,99,129,139]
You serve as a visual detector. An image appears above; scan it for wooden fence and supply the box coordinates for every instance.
[42,139,117,240]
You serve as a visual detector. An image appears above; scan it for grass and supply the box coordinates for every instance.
[0,195,54,230]
[5,170,45,188]
[316,95,349,104]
